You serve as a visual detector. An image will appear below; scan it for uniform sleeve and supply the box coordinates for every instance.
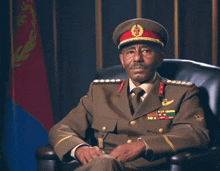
[140,85,210,159]
[49,83,94,161]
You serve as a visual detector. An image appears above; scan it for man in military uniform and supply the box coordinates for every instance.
[49,18,209,171]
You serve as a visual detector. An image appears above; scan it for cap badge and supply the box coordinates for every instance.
[131,24,144,37]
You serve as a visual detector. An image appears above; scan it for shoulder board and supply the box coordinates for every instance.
[93,79,123,84]
[164,79,195,86]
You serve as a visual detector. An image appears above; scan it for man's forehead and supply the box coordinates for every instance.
[122,42,158,50]
[127,44,152,48]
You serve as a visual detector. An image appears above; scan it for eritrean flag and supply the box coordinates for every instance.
[3,0,54,170]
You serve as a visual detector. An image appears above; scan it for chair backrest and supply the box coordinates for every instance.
[95,59,220,146]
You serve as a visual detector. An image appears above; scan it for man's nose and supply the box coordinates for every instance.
[134,51,143,62]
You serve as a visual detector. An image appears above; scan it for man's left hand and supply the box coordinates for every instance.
[109,140,146,162]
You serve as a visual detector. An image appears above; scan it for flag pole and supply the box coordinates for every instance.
[136,0,142,18]
[174,0,179,59]
[95,0,103,71]
[212,0,218,66]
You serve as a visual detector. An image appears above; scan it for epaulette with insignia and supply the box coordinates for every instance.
[93,79,123,84]
[165,79,194,86]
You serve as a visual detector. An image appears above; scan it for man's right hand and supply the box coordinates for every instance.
[75,146,104,164]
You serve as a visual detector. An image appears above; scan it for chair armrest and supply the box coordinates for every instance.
[35,145,60,171]
[35,145,58,160]
[35,145,81,171]
[170,147,220,171]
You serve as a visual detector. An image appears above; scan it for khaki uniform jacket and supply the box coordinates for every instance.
[49,74,209,168]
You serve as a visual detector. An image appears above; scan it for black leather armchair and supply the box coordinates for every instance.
[36,59,220,171]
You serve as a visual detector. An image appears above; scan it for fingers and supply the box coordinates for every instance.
[110,141,146,162]
[88,146,104,162]
[76,146,104,165]
[110,151,130,162]
[110,145,129,162]
[115,154,129,163]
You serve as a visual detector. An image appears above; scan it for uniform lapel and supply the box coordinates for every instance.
[133,75,162,119]
[115,79,133,119]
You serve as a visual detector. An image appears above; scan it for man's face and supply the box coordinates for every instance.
[119,42,163,86]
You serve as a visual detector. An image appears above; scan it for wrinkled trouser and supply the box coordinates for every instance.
[74,155,158,171]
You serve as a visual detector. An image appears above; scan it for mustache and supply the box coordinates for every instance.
[129,62,149,69]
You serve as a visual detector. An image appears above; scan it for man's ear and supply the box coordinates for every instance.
[119,54,125,68]
[157,52,164,67]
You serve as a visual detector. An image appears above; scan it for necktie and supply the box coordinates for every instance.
[131,87,144,113]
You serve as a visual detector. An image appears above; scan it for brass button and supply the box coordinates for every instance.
[127,139,132,143]
[130,121,136,126]
[102,126,106,131]
[159,128,164,133]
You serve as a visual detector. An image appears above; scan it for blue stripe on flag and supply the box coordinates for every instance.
[3,96,49,171]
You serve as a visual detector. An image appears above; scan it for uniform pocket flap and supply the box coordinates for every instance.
[92,117,118,132]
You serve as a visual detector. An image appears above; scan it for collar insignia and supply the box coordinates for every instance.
[194,115,204,121]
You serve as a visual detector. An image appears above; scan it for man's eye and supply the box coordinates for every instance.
[142,49,150,53]
[142,49,151,54]
[127,51,134,54]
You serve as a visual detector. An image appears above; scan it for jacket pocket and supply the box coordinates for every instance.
[92,117,118,139]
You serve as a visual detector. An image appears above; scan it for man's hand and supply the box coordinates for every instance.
[109,140,146,162]
[75,146,104,164]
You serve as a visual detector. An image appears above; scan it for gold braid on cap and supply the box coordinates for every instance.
[118,37,164,49]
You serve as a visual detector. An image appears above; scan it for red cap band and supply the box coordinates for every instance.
[120,30,161,43]
[118,24,164,48]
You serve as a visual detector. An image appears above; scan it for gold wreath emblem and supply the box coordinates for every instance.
[12,0,37,68]
[131,24,144,37]
[162,99,174,106]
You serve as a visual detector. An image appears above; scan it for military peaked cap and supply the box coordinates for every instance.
[113,18,169,49]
